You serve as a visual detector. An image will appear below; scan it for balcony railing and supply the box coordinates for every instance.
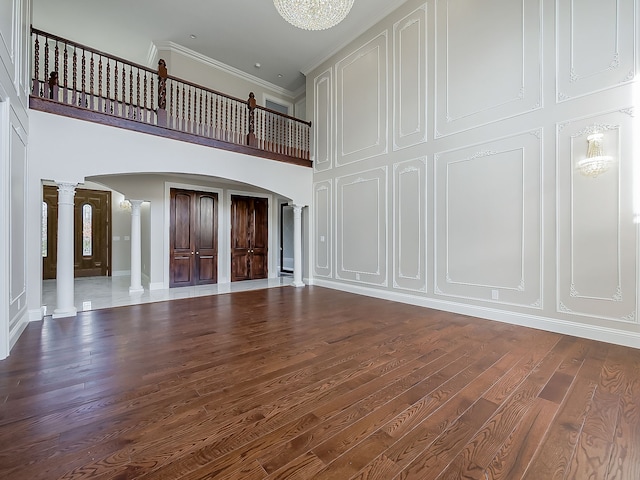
[30,27,312,166]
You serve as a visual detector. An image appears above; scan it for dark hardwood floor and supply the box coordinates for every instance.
[0,286,638,479]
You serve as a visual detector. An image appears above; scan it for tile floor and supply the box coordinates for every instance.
[42,275,294,315]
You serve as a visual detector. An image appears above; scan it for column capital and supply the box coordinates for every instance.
[127,199,144,215]
[56,182,77,198]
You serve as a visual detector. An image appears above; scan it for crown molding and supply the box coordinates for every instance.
[151,41,298,100]
[301,0,408,76]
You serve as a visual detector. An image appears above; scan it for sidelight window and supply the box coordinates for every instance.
[82,204,92,256]
[42,202,47,257]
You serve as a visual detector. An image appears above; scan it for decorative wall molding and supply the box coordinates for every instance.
[313,180,332,278]
[434,0,543,137]
[335,167,387,286]
[393,157,427,292]
[556,0,637,102]
[313,68,333,172]
[434,131,542,308]
[393,5,427,150]
[556,108,637,323]
[336,32,388,165]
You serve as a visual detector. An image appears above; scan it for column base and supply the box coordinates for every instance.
[129,286,144,295]
[291,281,306,288]
[52,307,77,319]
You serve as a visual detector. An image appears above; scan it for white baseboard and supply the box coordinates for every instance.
[312,279,640,350]
[149,282,165,291]
[10,311,29,351]
[112,270,131,277]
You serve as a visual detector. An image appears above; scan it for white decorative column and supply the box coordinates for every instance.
[292,204,305,288]
[128,200,144,294]
[53,182,77,318]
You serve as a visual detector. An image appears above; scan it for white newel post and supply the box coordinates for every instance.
[53,182,77,318]
[292,204,305,288]
[129,200,144,294]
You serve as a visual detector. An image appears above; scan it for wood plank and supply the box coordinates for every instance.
[0,287,638,480]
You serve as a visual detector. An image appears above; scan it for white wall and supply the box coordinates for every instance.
[308,0,640,348]
[0,0,31,359]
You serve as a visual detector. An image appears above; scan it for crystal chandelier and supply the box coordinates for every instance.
[576,132,613,178]
[273,0,355,30]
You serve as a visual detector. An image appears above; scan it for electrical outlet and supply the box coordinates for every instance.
[491,289,499,300]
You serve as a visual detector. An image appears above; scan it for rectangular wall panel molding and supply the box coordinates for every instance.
[313,68,333,171]
[556,108,637,324]
[336,32,389,165]
[336,167,388,285]
[313,180,332,278]
[434,0,542,137]
[393,157,427,292]
[556,0,637,102]
[434,130,542,308]
[393,5,428,150]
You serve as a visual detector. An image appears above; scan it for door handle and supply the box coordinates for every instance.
[191,252,194,255]
[196,251,199,254]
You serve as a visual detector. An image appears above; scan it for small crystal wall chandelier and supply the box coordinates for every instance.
[273,0,355,30]
[576,132,613,178]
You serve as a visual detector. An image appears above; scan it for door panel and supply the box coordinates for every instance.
[170,188,218,287]
[42,185,111,279]
[170,190,194,287]
[251,198,269,279]
[231,195,268,281]
[42,187,58,280]
[74,190,111,277]
[195,193,218,284]
[231,196,252,282]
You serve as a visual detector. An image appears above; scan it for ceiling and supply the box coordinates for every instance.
[32,0,408,95]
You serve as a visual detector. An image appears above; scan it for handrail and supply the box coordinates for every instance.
[29,27,311,163]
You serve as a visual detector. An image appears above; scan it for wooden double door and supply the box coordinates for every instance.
[231,195,268,281]
[169,188,218,287]
[42,186,111,279]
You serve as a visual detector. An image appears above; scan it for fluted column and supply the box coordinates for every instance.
[292,204,305,288]
[128,200,144,294]
[53,182,77,318]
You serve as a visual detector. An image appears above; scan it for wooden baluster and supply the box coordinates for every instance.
[157,59,168,127]
[209,94,213,137]
[261,110,266,150]
[62,43,68,103]
[72,47,77,106]
[167,81,173,129]
[187,87,192,133]
[129,65,133,119]
[233,102,238,143]
[215,95,220,138]
[43,38,50,98]
[32,33,40,96]
[80,49,86,107]
[122,64,126,118]
[106,59,111,113]
[136,69,140,121]
[181,85,186,131]
[198,90,203,136]
[223,98,229,142]
[113,61,118,116]
[88,52,94,110]
[98,57,103,112]
[143,71,148,123]
[54,41,60,101]
[204,92,209,137]
[175,84,180,130]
